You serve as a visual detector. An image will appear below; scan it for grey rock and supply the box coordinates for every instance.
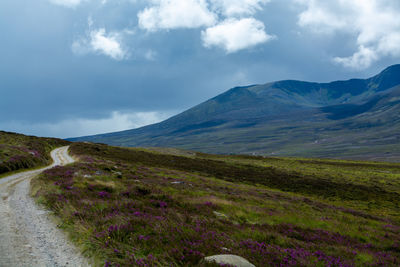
[203,254,255,267]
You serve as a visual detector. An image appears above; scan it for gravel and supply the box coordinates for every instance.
[0,146,90,267]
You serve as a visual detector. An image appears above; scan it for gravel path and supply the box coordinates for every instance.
[0,146,90,267]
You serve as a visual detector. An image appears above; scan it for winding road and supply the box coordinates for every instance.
[0,146,89,267]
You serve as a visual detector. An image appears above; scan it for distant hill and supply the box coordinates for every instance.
[69,64,400,161]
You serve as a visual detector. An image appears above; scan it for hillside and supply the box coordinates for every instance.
[69,64,400,161]
[0,131,69,175]
[32,141,400,266]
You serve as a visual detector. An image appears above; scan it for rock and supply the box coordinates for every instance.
[203,255,255,267]
[213,211,228,219]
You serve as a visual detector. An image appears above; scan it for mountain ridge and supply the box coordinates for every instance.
[69,64,400,161]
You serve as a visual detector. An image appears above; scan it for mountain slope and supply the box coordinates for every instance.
[69,64,400,161]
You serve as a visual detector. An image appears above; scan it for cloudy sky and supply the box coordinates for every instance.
[1,0,399,138]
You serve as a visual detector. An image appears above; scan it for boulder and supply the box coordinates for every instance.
[203,254,255,267]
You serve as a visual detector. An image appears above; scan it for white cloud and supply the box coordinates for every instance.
[296,0,348,32]
[209,0,270,17]
[49,0,84,8]
[296,0,400,69]
[202,18,274,53]
[0,111,174,139]
[136,0,274,53]
[90,29,127,60]
[333,45,378,70]
[72,28,128,60]
[138,0,217,31]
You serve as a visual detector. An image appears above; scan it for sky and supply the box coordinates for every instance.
[1,0,400,138]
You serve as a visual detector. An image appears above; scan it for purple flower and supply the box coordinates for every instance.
[159,201,167,208]
[98,191,111,198]
[138,235,151,241]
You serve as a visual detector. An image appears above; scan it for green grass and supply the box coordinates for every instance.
[0,131,69,176]
[31,142,400,266]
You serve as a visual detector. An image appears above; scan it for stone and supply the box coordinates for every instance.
[213,211,228,219]
[203,254,256,267]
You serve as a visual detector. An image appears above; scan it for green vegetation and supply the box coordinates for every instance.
[32,142,400,266]
[0,131,69,176]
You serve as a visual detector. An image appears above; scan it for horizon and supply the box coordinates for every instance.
[1,0,400,138]
[3,62,399,140]
[67,63,399,140]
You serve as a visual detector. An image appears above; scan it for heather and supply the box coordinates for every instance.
[32,142,400,266]
[0,131,69,175]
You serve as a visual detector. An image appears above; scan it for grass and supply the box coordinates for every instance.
[31,142,400,266]
[0,131,69,176]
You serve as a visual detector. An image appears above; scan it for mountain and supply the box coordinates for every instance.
[69,64,400,161]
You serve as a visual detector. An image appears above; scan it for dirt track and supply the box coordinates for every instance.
[0,146,89,267]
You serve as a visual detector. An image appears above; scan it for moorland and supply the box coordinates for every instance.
[27,141,400,266]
